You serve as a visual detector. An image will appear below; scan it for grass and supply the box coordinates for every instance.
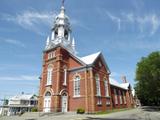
[96,108,134,115]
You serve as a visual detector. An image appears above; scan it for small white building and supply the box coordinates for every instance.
[0,99,9,116]
[8,94,38,116]
[0,105,8,116]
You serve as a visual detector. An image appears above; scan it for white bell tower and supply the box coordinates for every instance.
[45,1,76,55]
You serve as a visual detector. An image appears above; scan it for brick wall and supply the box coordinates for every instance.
[38,46,133,113]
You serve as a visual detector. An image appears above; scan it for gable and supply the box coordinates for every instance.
[64,50,86,69]
[68,55,84,69]
[49,46,86,69]
[92,53,111,74]
[80,52,101,65]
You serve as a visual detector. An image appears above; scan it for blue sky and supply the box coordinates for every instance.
[0,0,160,100]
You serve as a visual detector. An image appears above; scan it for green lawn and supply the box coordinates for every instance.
[96,108,134,115]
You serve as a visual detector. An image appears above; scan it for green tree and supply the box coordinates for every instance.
[135,51,160,106]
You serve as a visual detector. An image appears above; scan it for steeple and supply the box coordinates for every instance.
[72,37,75,51]
[45,1,76,55]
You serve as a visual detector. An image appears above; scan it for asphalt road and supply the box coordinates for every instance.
[84,106,160,120]
[0,106,160,120]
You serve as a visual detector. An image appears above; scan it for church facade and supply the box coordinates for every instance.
[38,4,134,113]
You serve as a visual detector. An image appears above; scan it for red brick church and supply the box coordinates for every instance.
[38,3,134,113]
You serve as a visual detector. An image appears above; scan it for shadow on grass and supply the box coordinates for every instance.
[141,106,160,112]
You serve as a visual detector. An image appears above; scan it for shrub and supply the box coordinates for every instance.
[31,107,38,112]
[77,108,85,114]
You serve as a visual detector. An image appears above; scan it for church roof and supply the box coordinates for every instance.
[80,52,101,65]
[120,83,130,89]
[109,77,130,90]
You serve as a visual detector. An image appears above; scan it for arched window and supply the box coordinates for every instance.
[95,74,101,96]
[114,89,118,105]
[45,91,51,96]
[123,91,126,104]
[64,30,68,39]
[104,79,109,97]
[74,76,80,97]
[119,90,123,104]
[55,29,58,38]
[63,66,67,86]
[47,65,53,85]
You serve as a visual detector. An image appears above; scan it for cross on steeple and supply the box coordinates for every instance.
[62,0,65,6]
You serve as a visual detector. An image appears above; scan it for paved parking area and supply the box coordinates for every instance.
[0,107,160,120]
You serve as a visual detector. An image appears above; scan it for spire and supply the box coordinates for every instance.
[72,37,75,50]
[72,37,77,55]
[45,36,50,49]
[72,37,75,46]
[68,33,70,41]
[60,0,65,16]
[51,31,54,40]
[60,6,65,16]
[45,1,76,55]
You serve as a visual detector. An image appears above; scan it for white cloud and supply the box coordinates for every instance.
[150,15,160,35]
[105,11,121,31]
[4,38,25,48]
[108,38,160,51]
[0,37,25,48]
[1,9,91,34]
[71,19,92,31]
[0,75,39,81]
[131,0,144,13]
[103,10,160,35]
[1,10,56,35]
[0,64,38,71]
[123,13,160,35]
[123,12,135,23]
